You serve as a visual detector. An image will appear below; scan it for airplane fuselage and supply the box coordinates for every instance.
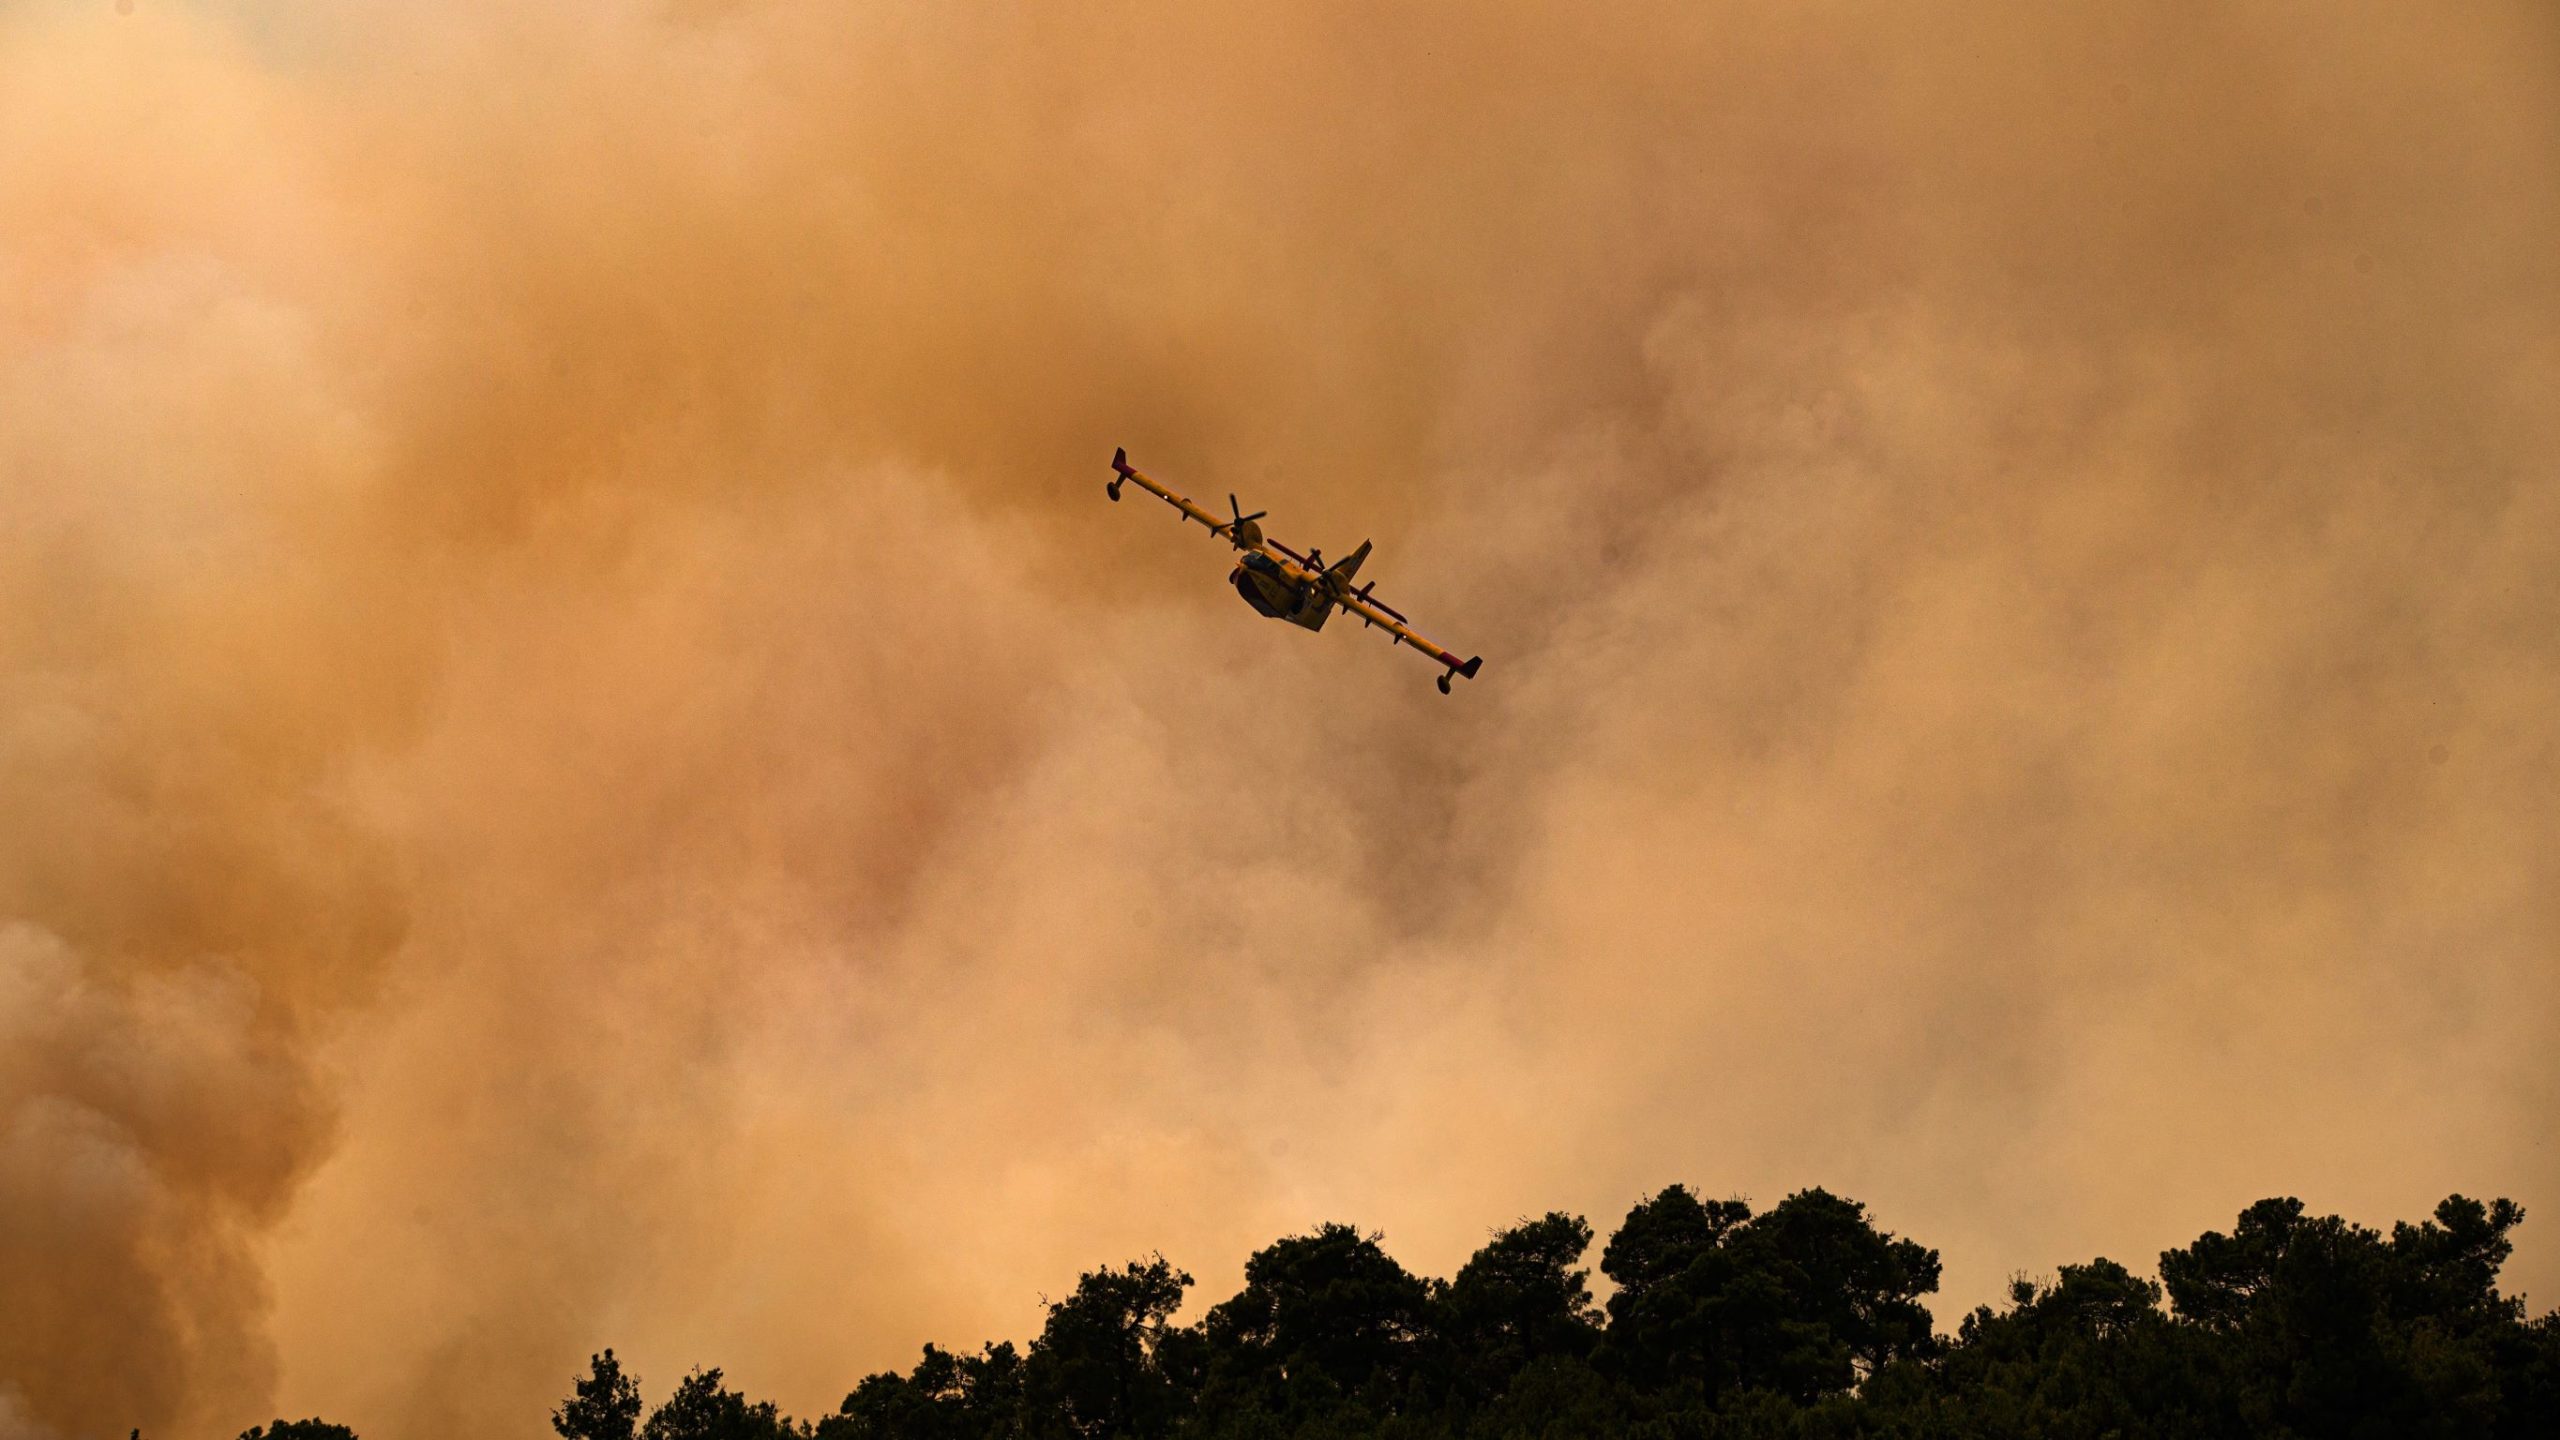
[1108,447,1477,691]
[1230,551,1332,630]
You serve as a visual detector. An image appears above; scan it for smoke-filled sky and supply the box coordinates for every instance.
[3,1,2556,1435]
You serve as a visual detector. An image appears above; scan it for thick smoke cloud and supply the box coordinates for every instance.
[2,1,2554,1435]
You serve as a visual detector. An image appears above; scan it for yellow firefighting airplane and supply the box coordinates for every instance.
[1108,448,1484,693]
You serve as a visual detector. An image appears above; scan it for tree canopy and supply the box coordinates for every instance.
[224,1185,2560,1440]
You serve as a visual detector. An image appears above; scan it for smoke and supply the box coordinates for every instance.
[2,0,2554,1434]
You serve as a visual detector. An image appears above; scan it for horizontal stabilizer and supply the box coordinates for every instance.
[1326,540,1371,585]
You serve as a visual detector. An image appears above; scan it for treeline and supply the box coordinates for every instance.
[250,1186,2560,1439]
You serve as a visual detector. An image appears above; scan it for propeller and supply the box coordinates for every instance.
[1221,494,1267,551]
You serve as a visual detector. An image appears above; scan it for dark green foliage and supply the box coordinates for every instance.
[1458,1355,1633,1439]
[538,1187,2557,1440]
[1440,1212,1603,1405]
[1193,1224,1435,1433]
[557,1349,645,1440]
[640,1368,795,1440]
[1024,1255,1197,1439]
[2150,1193,2545,1437]
[818,1341,1027,1440]
[1890,1259,2224,1438]
[236,1423,359,1440]
[1599,1185,1940,1403]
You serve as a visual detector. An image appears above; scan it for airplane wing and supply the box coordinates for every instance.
[1334,586,1484,692]
[1108,447,1240,541]
[1109,446,1484,692]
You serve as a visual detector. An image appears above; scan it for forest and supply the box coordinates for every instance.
[235,1186,2558,1440]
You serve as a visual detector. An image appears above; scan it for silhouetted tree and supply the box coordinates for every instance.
[821,1341,1028,1440]
[1597,1183,1752,1390]
[2509,1311,2560,1436]
[1458,1353,1637,1440]
[236,1423,358,1440]
[1744,1187,1942,1385]
[1598,1185,1938,1404]
[956,1340,1031,1438]
[1195,1223,1434,1432]
[1872,1257,2229,1437]
[538,1186,2560,1440]
[2159,1194,2547,1437]
[1022,1256,1194,1439]
[556,1349,645,1440]
[641,1368,795,1440]
[1440,1211,1602,1406]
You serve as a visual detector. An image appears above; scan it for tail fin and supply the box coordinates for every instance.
[1326,540,1372,584]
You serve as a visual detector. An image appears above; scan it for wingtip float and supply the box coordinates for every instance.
[1107,447,1484,694]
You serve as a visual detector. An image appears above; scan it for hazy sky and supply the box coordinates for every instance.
[3,2,2555,1436]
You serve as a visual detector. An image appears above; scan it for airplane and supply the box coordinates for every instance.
[1107,447,1484,693]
